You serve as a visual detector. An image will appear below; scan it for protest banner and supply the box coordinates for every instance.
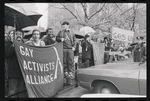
[14,40,63,98]
[91,41,104,65]
[112,27,134,43]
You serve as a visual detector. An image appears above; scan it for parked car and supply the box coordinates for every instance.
[81,94,146,98]
[77,60,146,95]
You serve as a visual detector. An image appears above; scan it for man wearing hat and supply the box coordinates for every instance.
[56,21,76,85]
[138,36,146,62]
[133,36,145,62]
[81,34,93,68]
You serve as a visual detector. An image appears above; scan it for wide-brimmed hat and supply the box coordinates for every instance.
[62,21,69,25]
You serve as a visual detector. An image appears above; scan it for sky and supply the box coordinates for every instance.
[35,3,49,14]
[35,3,49,30]
[127,3,133,8]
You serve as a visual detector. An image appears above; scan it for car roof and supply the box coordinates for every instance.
[80,62,141,70]
[81,94,146,98]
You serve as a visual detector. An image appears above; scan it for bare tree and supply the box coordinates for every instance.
[48,3,146,35]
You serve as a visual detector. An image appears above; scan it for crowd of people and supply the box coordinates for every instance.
[133,36,146,63]
[5,21,146,98]
[101,36,146,64]
[5,21,78,97]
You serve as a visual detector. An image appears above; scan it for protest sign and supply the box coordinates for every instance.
[91,41,104,65]
[112,27,134,43]
[14,40,63,98]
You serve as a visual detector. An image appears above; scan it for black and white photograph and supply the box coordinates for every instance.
[4,3,146,98]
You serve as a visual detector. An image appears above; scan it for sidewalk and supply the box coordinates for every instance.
[54,84,76,97]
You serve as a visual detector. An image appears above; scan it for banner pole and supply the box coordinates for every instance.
[14,14,16,40]
[14,15,16,31]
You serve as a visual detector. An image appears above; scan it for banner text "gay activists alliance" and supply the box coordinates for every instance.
[14,40,63,97]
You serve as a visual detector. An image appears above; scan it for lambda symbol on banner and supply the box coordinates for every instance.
[52,47,63,79]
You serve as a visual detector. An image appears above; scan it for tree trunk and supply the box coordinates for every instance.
[131,4,136,32]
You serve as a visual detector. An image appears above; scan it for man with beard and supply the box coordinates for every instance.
[42,28,56,45]
[5,30,28,98]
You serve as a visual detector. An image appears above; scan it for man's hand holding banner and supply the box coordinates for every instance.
[14,40,63,98]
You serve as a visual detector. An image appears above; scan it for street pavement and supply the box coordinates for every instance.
[54,86,92,98]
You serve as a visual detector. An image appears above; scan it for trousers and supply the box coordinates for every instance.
[63,49,75,73]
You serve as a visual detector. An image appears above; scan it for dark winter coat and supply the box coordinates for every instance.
[140,43,146,62]
[5,41,23,78]
[74,42,79,56]
[42,35,55,45]
[81,40,93,59]
[56,29,76,49]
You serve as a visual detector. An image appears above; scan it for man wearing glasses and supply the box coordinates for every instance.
[42,28,56,45]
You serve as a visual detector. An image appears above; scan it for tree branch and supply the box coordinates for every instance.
[81,3,88,23]
[115,3,122,12]
[125,12,135,21]
[131,5,136,31]
[131,14,136,31]
[92,17,111,28]
[88,3,106,21]
[74,3,83,22]
[92,20,111,28]
[120,7,134,16]
[60,3,79,22]
[120,3,140,16]
[90,3,99,11]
